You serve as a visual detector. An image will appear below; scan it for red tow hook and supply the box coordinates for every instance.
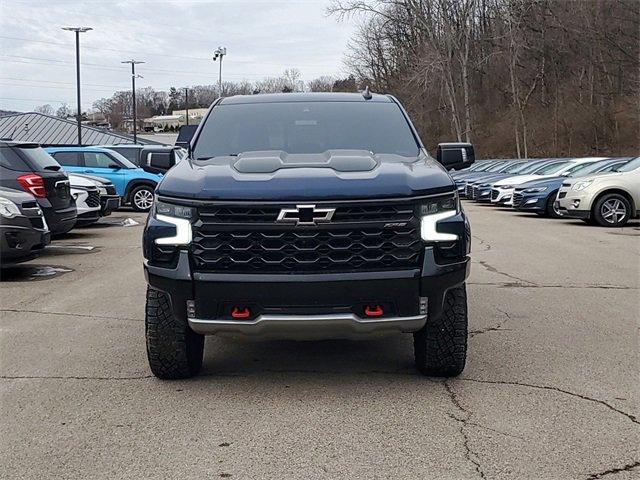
[364,305,384,317]
[231,307,251,319]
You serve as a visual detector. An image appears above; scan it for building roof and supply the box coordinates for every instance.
[0,112,161,146]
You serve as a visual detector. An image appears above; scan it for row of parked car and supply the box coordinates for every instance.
[453,156,640,227]
[0,140,184,267]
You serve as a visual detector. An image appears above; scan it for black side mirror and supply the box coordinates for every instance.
[175,125,198,150]
[145,151,175,174]
[108,163,121,170]
[436,142,475,171]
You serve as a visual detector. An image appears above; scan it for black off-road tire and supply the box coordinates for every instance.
[145,287,204,379]
[592,193,631,227]
[414,284,468,377]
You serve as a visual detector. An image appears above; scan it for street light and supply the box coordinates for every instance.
[121,60,145,144]
[61,26,92,146]
[212,47,227,98]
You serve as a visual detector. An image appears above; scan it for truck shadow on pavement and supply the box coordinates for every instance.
[198,335,417,377]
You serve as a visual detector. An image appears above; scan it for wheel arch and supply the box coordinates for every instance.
[590,188,636,217]
[124,180,157,204]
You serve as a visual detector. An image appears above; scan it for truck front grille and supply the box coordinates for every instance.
[191,201,423,274]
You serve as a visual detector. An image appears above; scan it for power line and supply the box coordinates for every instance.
[0,35,339,67]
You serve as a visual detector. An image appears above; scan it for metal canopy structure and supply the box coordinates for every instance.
[0,112,162,146]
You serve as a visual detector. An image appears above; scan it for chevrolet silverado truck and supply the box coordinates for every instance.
[143,92,473,379]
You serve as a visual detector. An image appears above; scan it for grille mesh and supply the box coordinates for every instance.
[86,189,100,208]
[191,201,422,273]
[512,192,524,208]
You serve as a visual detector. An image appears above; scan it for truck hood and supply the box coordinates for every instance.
[156,150,455,200]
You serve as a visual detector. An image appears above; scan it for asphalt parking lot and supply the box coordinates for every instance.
[1,203,638,480]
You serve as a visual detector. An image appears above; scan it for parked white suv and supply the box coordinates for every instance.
[555,157,640,227]
[69,174,101,226]
[490,158,608,205]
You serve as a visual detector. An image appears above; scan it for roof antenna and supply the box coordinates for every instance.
[362,85,372,100]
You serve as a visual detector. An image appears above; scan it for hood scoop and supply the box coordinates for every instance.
[232,150,379,174]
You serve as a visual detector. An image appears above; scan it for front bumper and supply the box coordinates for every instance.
[514,193,546,211]
[0,222,50,265]
[100,195,121,216]
[555,189,591,218]
[491,188,514,205]
[144,248,470,340]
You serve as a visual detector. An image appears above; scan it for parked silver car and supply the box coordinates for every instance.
[555,157,640,227]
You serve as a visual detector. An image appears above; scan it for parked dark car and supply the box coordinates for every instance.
[513,158,631,217]
[71,173,121,217]
[0,141,76,235]
[465,159,559,201]
[0,187,50,266]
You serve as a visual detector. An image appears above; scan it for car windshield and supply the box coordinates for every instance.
[516,161,546,174]
[533,161,571,174]
[568,160,615,176]
[501,161,528,173]
[193,101,420,158]
[17,145,61,171]
[616,157,640,172]
[485,162,509,172]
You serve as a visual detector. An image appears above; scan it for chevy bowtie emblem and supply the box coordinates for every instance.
[276,205,336,226]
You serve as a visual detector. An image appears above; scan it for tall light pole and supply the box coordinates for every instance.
[121,60,145,143]
[184,87,189,126]
[62,26,92,146]
[212,47,227,98]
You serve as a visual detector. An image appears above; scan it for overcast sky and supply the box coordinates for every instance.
[0,0,360,112]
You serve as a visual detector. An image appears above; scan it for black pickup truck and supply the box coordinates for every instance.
[143,92,473,379]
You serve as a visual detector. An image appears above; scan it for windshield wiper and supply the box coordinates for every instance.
[43,165,61,171]
[196,154,238,160]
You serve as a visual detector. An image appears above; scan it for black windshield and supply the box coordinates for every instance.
[193,101,421,158]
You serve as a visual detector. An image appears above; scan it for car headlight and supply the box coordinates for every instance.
[419,193,459,242]
[0,197,21,218]
[498,185,513,190]
[523,187,547,193]
[153,200,193,245]
[572,180,593,191]
[98,186,107,195]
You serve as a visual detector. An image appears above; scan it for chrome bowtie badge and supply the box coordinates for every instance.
[276,205,335,226]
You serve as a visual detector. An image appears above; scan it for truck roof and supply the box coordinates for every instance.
[219,92,393,105]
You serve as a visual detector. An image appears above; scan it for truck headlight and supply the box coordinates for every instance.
[419,193,459,242]
[0,197,21,218]
[153,201,194,245]
[572,180,593,191]
[523,187,547,193]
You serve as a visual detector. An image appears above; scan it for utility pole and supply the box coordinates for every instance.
[212,47,227,98]
[62,26,92,146]
[121,60,145,143]
[184,88,189,126]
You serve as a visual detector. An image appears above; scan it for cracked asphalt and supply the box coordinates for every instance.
[1,204,639,480]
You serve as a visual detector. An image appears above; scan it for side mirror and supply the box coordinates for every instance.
[145,151,175,174]
[560,171,571,177]
[108,163,121,170]
[436,142,475,171]
[175,125,198,150]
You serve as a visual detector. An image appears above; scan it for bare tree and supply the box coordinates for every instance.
[34,104,55,116]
